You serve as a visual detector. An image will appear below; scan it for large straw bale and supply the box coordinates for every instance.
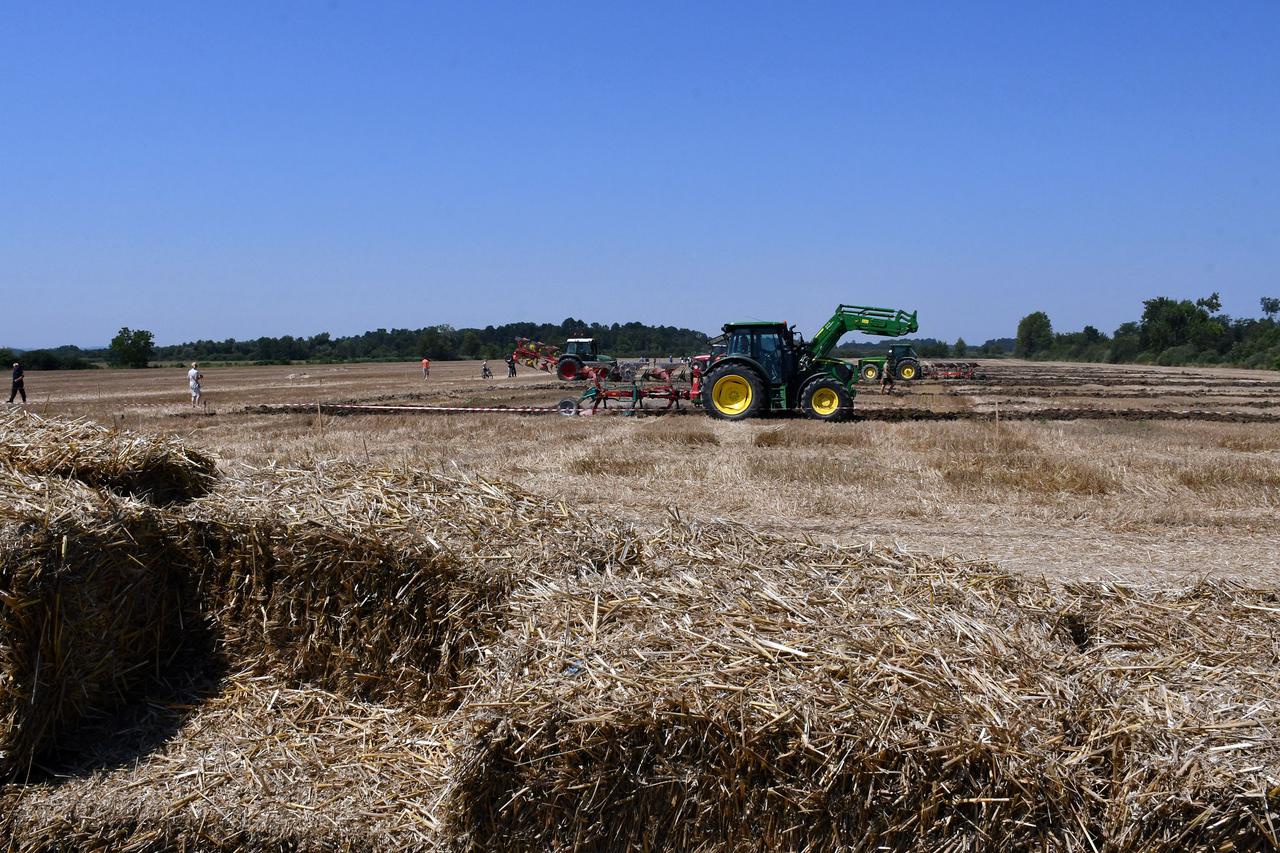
[179,464,641,705]
[0,674,453,852]
[447,520,1280,851]
[0,410,218,504]
[0,468,190,781]
[1055,580,1280,849]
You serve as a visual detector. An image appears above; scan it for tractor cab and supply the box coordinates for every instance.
[564,338,600,359]
[887,343,918,364]
[721,322,798,385]
[886,344,922,380]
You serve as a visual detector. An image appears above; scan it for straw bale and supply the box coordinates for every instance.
[1054,580,1280,849]
[0,674,453,852]
[0,410,218,504]
[447,519,1280,851]
[0,468,191,781]
[179,463,642,705]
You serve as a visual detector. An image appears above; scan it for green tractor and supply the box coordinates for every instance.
[701,305,918,421]
[556,338,618,381]
[855,343,923,382]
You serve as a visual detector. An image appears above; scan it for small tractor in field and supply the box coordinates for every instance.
[514,337,627,381]
[854,343,923,382]
[701,304,918,421]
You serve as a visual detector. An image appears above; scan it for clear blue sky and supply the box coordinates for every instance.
[3,2,1277,349]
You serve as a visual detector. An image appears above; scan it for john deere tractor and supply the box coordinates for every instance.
[701,305,918,421]
[855,343,923,382]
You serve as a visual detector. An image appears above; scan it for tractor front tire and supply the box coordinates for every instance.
[557,357,584,381]
[896,359,921,381]
[860,363,880,382]
[800,378,853,421]
[703,365,766,421]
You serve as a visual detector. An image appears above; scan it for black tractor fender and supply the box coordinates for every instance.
[704,356,770,387]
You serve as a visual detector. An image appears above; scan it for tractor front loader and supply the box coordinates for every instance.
[701,304,918,422]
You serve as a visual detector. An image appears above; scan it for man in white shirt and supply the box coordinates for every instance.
[187,362,203,406]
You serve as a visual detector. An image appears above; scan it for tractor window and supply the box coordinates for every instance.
[728,331,753,357]
[726,329,785,383]
[755,332,783,383]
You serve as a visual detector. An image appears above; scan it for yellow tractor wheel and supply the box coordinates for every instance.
[800,378,853,421]
[702,365,766,420]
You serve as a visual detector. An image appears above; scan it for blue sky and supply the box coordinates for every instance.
[2,2,1277,349]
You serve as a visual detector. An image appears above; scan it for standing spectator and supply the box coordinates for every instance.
[187,362,204,407]
[421,357,430,379]
[481,360,493,379]
[7,362,25,404]
[506,354,517,378]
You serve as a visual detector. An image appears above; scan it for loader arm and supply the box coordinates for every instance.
[805,304,919,361]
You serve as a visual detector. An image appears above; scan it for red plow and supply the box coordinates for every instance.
[557,366,703,415]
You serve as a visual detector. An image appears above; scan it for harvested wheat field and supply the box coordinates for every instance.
[2,361,1279,851]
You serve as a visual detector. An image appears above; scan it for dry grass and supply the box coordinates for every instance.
[1173,459,1280,490]
[941,453,1120,495]
[566,454,653,476]
[10,360,1280,579]
[1,414,1278,850]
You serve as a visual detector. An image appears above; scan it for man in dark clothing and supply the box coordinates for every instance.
[506,355,517,378]
[8,363,25,403]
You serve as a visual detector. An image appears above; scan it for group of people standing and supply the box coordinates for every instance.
[421,356,518,380]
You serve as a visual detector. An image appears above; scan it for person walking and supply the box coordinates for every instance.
[481,360,493,379]
[7,362,25,404]
[421,357,430,379]
[187,362,204,406]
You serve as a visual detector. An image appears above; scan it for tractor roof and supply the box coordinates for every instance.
[721,321,787,331]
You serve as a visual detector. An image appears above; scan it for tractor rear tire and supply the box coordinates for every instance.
[557,357,584,381]
[800,378,853,422]
[860,363,880,382]
[896,359,921,381]
[702,364,766,421]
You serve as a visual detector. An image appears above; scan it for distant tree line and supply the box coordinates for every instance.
[8,296,1277,371]
[134,319,709,365]
[0,345,96,370]
[831,337,1014,359]
[1014,295,1280,369]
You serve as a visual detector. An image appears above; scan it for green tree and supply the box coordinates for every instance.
[1261,297,1280,321]
[1015,312,1053,357]
[107,327,154,368]
[1195,292,1222,313]
[458,330,481,358]
[953,337,968,357]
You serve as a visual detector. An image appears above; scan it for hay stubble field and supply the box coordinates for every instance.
[2,358,1278,851]
[19,358,1280,583]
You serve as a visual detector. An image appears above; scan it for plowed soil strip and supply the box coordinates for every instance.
[856,407,1280,423]
[245,403,1280,424]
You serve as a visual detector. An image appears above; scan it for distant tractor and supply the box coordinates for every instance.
[556,338,619,381]
[700,305,918,422]
[513,337,627,381]
[855,344,923,382]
